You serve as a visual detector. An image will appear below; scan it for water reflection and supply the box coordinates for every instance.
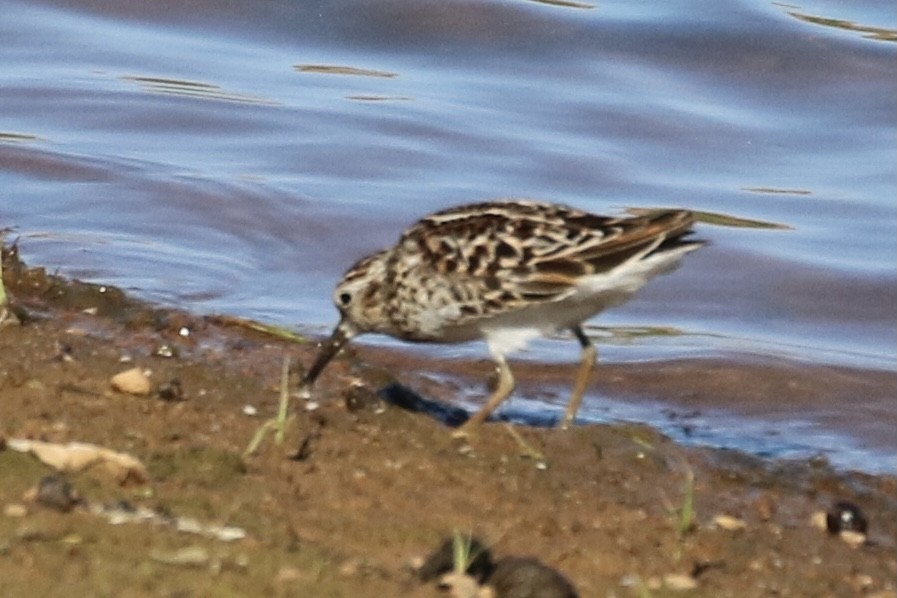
[121,76,278,105]
[522,0,595,9]
[741,187,811,197]
[0,132,40,143]
[294,64,399,78]
[778,5,897,42]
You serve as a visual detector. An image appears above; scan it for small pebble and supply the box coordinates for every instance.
[53,342,74,362]
[661,573,699,591]
[457,444,475,457]
[111,367,152,396]
[0,307,22,327]
[150,545,209,567]
[155,344,177,358]
[3,504,27,517]
[839,530,867,548]
[649,573,698,592]
[826,501,868,535]
[242,405,258,416]
[810,511,828,531]
[811,502,870,547]
[713,514,747,531]
[35,475,81,512]
[157,379,184,402]
[212,526,247,542]
[338,557,365,577]
[344,384,382,413]
[438,571,480,598]
[275,566,303,583]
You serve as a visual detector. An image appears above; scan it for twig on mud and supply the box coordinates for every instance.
[208,314,310,344]
[274,353,292,445]
[659,458,696,561]
[675,464,696,537]
[503,423,547,466]
[244,354,294,456]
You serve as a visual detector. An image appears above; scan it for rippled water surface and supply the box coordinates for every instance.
[2,0,895,471]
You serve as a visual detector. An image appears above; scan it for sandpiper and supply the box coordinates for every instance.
[301,200,703,433]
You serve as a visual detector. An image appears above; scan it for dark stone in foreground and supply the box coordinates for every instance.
[36,475,81,512]
[418,536,578,597]
[489,557,578,598]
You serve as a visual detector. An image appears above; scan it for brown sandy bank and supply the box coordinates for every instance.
[0,247,895,597]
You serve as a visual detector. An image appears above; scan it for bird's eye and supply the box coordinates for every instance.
[338,292,352,306]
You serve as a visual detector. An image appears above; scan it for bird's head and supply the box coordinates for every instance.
[301,250,390,388]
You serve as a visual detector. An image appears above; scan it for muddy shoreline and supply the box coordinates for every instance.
[1,247,895,596]
[349,342,897,473]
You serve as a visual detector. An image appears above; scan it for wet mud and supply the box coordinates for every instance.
[1,247,895,596]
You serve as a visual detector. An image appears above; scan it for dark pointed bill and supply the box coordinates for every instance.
[300,320,355,393]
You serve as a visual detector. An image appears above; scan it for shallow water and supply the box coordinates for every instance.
[2,0,895,471]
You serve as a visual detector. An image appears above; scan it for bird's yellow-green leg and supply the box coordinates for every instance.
[560,326,596,430]
[453,353,515,438]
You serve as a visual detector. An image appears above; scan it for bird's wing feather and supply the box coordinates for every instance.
[394,200,695,324]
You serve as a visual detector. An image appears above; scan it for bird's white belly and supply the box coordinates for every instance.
[404,244,694,348]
